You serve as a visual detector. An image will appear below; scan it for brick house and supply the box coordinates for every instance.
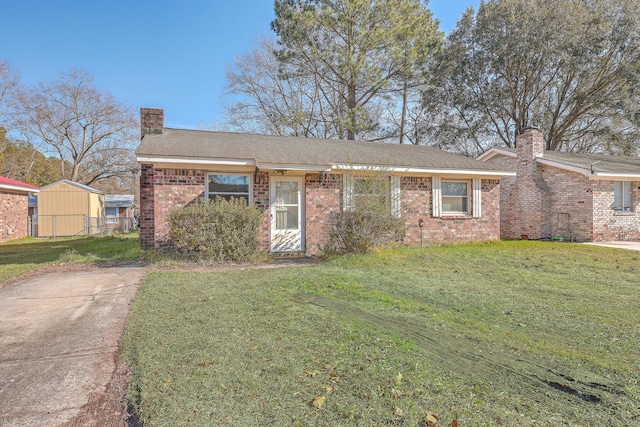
[0,176,39,243]
[136,108,514,253]
[478,128,640,242]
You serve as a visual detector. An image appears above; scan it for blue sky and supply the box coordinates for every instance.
[1,1,479,130]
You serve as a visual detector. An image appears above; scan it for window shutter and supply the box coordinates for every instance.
[343,174,354,211]
[432,176,442,217]
[473,178,482,218]
[390,175,401,218]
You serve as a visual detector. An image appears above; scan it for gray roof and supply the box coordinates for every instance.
[105,194,134,208]
[137,128,509,174]
[40,179,104,194]
[494,148,640,175]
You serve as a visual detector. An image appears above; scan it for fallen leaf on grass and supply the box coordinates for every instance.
[323,385,334,393]
[302,370,321,377]
[393,406,404,416]
[312,395,326,409]
[425,411,439,426]
[450,420,459,427]
[396,373,403,385]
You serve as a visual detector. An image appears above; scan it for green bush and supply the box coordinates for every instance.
[323,211,405,255]
[168,198,263,261]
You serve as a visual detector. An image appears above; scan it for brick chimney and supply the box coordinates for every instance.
[140,108,164,138]
[508,127,551,239]
[516,126,544,175]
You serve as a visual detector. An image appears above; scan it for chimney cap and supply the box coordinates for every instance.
[522,125,540,133]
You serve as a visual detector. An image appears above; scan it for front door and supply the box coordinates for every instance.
[270,176,305,252]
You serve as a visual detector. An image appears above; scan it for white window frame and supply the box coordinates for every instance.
[441,180,470,215]
[614,181,633,212]
[343,174,401,218]
[206,173,252,204]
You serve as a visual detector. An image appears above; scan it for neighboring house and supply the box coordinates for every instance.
[0,176,39,243]
[478,128,640,242]
[37,180,105,238]
[105,194,136,233]
[137,108,513,253]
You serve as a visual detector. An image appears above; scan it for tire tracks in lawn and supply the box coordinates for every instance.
[296,294,633,423]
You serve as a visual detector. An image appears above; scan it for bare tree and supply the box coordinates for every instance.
[0,60,18,117]
[14,69,138,186]
[224,37,340,138]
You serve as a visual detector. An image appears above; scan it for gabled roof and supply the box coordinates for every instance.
[478,147,640,179]
[0,176,39,193]
[105,194,134,207]
[40,179,104,194]
[137,128,514,177]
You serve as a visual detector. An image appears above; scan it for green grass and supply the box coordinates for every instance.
[121,241,640,426]
[0,232,142,283]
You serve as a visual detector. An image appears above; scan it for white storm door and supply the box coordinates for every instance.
[270,176,305,252]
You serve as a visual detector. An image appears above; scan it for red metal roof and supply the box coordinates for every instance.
[0,176,40,192]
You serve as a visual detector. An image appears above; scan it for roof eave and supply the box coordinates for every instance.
[476,148,517,161]
[589,172,640,180]
[332,164,514,177]
[0,184,40,193]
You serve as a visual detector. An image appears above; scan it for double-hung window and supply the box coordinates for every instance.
[354,177,389,214]
[614,181,633,212]
[207,174,251,203]
[343,174,401,218]
[442,180,469,214]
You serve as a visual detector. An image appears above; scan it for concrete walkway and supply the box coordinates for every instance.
[0,265,146,427]
[583,241,640,251]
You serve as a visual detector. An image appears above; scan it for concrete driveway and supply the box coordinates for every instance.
[0,265,147,427]
[583,241,640,251]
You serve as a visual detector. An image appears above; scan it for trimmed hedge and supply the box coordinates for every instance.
[168,198,263,261]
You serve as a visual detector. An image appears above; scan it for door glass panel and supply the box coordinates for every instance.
[275,180,299,230]
[276,181,299,205]
[275,206,299,230]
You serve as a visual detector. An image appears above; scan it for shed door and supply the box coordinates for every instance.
[270,176,304,252]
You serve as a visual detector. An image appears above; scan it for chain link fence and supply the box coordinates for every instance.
[28,215,136,238]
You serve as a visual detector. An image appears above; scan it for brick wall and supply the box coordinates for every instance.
[139,167,503,251]
[138,164,155,249]
[153,169,206,246]
[253,172,270,251]
[592,180,640,241]
[0,190,29,242]
[485,135,640,242]
[401,177,501,243]
[305,173,342,253]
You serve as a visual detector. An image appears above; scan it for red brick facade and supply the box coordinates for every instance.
[138,167,502,252]
[401,177,501,243]
[0,190,29,242]
[486,129,640,242]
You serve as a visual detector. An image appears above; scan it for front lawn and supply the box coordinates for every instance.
[0,233,142,284]
[121,241,639,426]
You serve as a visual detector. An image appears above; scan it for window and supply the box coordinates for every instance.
[354,177,389,214]
[441,181,469,214]
[207,174,251,203]
[343,175,401,218]
[614,181,633,212]
[105,207,119,224]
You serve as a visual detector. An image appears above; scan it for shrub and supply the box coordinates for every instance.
[168,198,263,261]
[323,210,405,255]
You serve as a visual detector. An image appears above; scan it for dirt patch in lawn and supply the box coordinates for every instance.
[298,294,629,422]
